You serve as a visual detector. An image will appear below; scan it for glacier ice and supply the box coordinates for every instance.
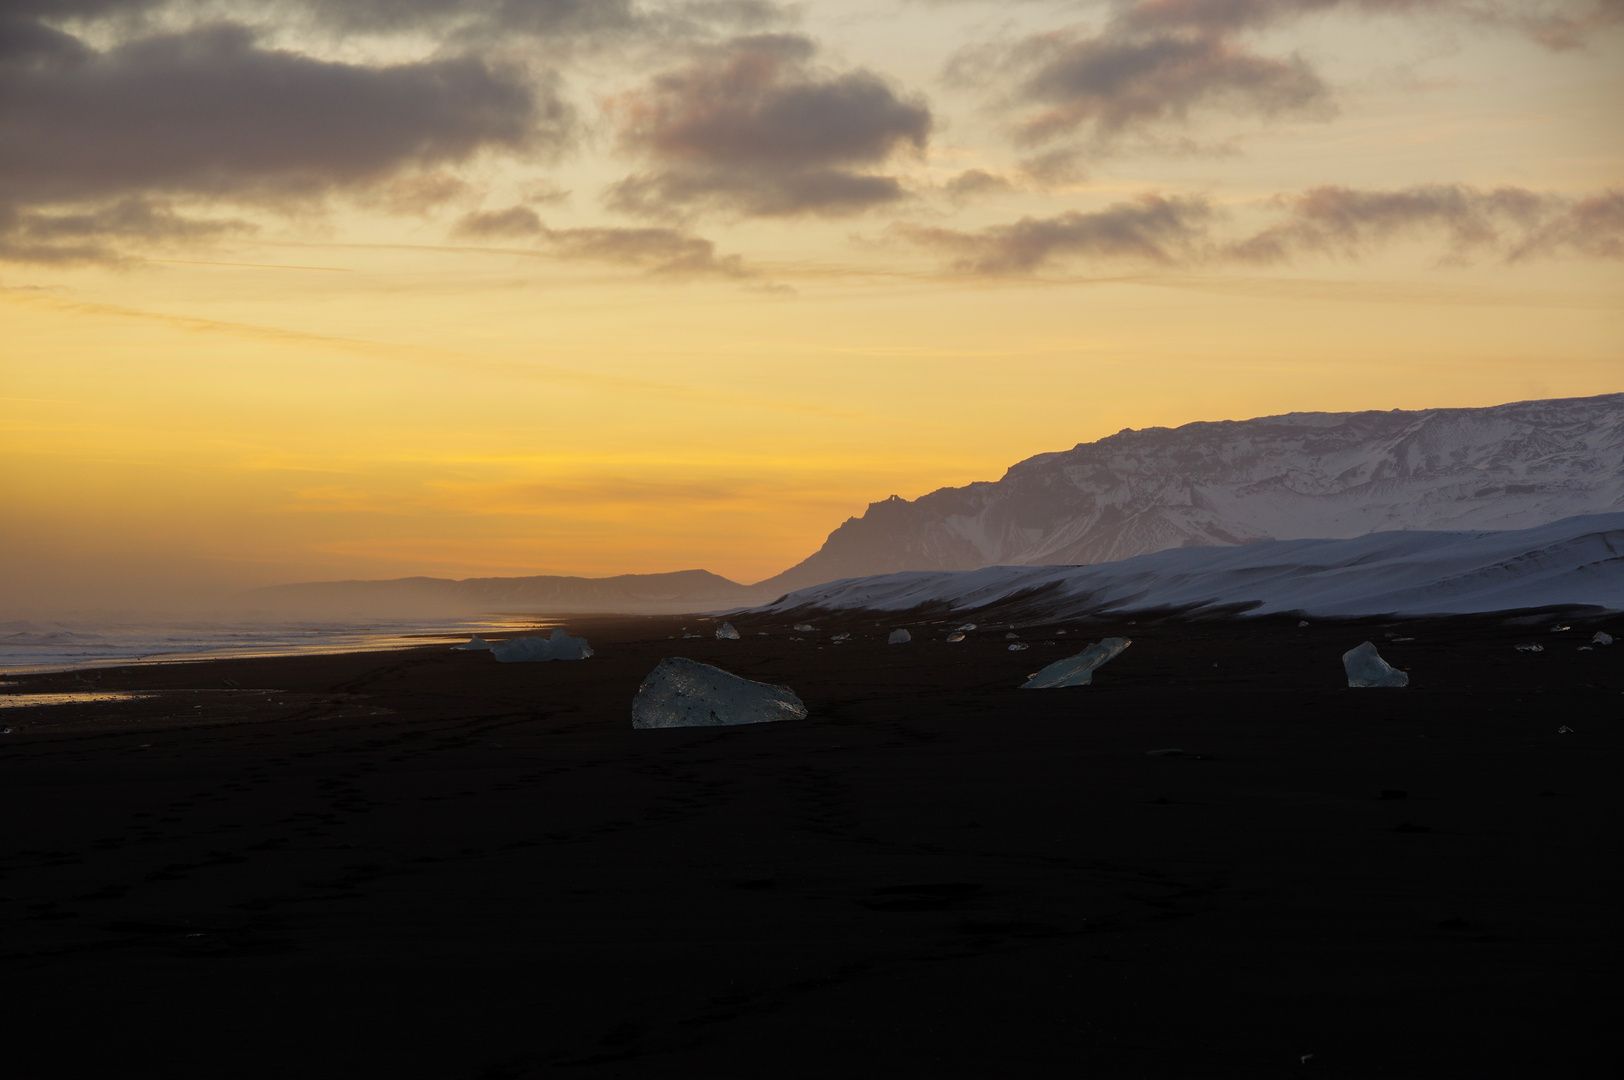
[715,622,740,640]
[491,628,594,663]
[630,657,807,729]
[1594,631,1613,645]
[451,636,493,651]
[887,629,911,644]
[1342,641,1408,688]
[1020,637,1131,689]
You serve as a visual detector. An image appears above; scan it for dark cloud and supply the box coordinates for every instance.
[1110,0,1624,48]
[0,17,564,262]
[901,184,1624,275]
[948,20,1329,156]
[949,0,1620,164]
[898,194,1216,274]
[1230,184,1624,263]
[451,205,762,279]
[604,33,932,218]
[942,168,1017,201]
[0,196,254,264]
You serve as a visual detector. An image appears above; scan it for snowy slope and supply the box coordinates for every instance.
[757,394,1624,593]
[760,513,1624,619]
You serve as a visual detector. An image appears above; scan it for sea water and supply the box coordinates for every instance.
[0,615,561,674]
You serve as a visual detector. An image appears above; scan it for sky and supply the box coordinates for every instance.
[2,0,1621,615]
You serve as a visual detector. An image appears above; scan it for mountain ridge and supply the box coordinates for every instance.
[754,393,1624,594]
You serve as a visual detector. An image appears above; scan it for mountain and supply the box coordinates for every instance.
[757,393,1624,595]
[239,569,767,619]
[762,512,1624,619]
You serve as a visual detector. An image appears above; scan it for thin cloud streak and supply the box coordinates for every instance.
[900,185,1624,274]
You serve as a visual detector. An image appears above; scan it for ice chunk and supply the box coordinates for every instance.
[630,657,807,729]
[1342,641,1408,688]
[491,628,594,663]
[1007,643,1029,652]
[1020,637,1131,689]
[793,623,815,632]
[1004,632,1019,640]
[831,632,850,643]
[1514,642,1543,653]
[451,636,493,651]
[1298,620,1310,628]
[956,623,977,632]
[946,631,966,643]
[715,622,740,640]
[1594,631,1613,646]
[887,629,911,644]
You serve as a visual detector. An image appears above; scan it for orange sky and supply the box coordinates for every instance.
[2,1,1620,615]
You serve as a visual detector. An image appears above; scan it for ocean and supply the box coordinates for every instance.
[0,615,560,674]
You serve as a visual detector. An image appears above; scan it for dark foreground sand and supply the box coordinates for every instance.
[3,609,1619,1078]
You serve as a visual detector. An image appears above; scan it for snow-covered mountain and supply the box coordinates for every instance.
[758,394,1624,594]
[762,512,1624,619]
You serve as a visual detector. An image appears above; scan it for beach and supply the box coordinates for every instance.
[3,610,1619,1077]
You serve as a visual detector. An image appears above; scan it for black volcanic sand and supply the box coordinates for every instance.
[2,610,1619,1078]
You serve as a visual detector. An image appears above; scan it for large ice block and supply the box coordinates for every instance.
[1342,641,1408,687]
[1019,637,1131,689]
[631,657,807,729]
[491,628,594,663]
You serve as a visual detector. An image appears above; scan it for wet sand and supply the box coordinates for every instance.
[3,610,1619,1077]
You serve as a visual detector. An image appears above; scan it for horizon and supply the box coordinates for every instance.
[4,1,1621,617]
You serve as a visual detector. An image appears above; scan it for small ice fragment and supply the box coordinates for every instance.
[1007,643,1029,652]
[887,629,911,644]
[956,623,977,632]
[1557,725,1574,734]
[831,632,850,643]
[1551,624,1571,633]
[451,635,493,651]
[946,632,966,643]
[716,622,740,640]
[1004,632,1019,640]
[1578,646,1593,652]
[1342,641,1408,688]
[1057,630,1068,636]
[630,657,806,729]
[793,623,815,632]
[1593,631,1613,646]
[491,628,594,663]
[1298,620,1310,628]
[1514,643,1543,653]
[1020,638,1131,689]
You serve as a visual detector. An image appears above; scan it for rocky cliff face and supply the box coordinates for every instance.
[757,393,1624,594]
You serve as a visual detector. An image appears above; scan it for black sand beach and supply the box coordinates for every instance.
[3,611,1619,1077]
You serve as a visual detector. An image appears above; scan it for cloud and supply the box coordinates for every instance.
[0,197,256,264]
[948,21,1330,157]
[603,33,932,218]
[1230,184,1624,263]
[1110,0,1624,48]
[898,194,1217,274]
[899,184,1624,274]
[948,0,1620,165]
[0,14,567,262]
[942,168,1018,201]
[452,205,763,279]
